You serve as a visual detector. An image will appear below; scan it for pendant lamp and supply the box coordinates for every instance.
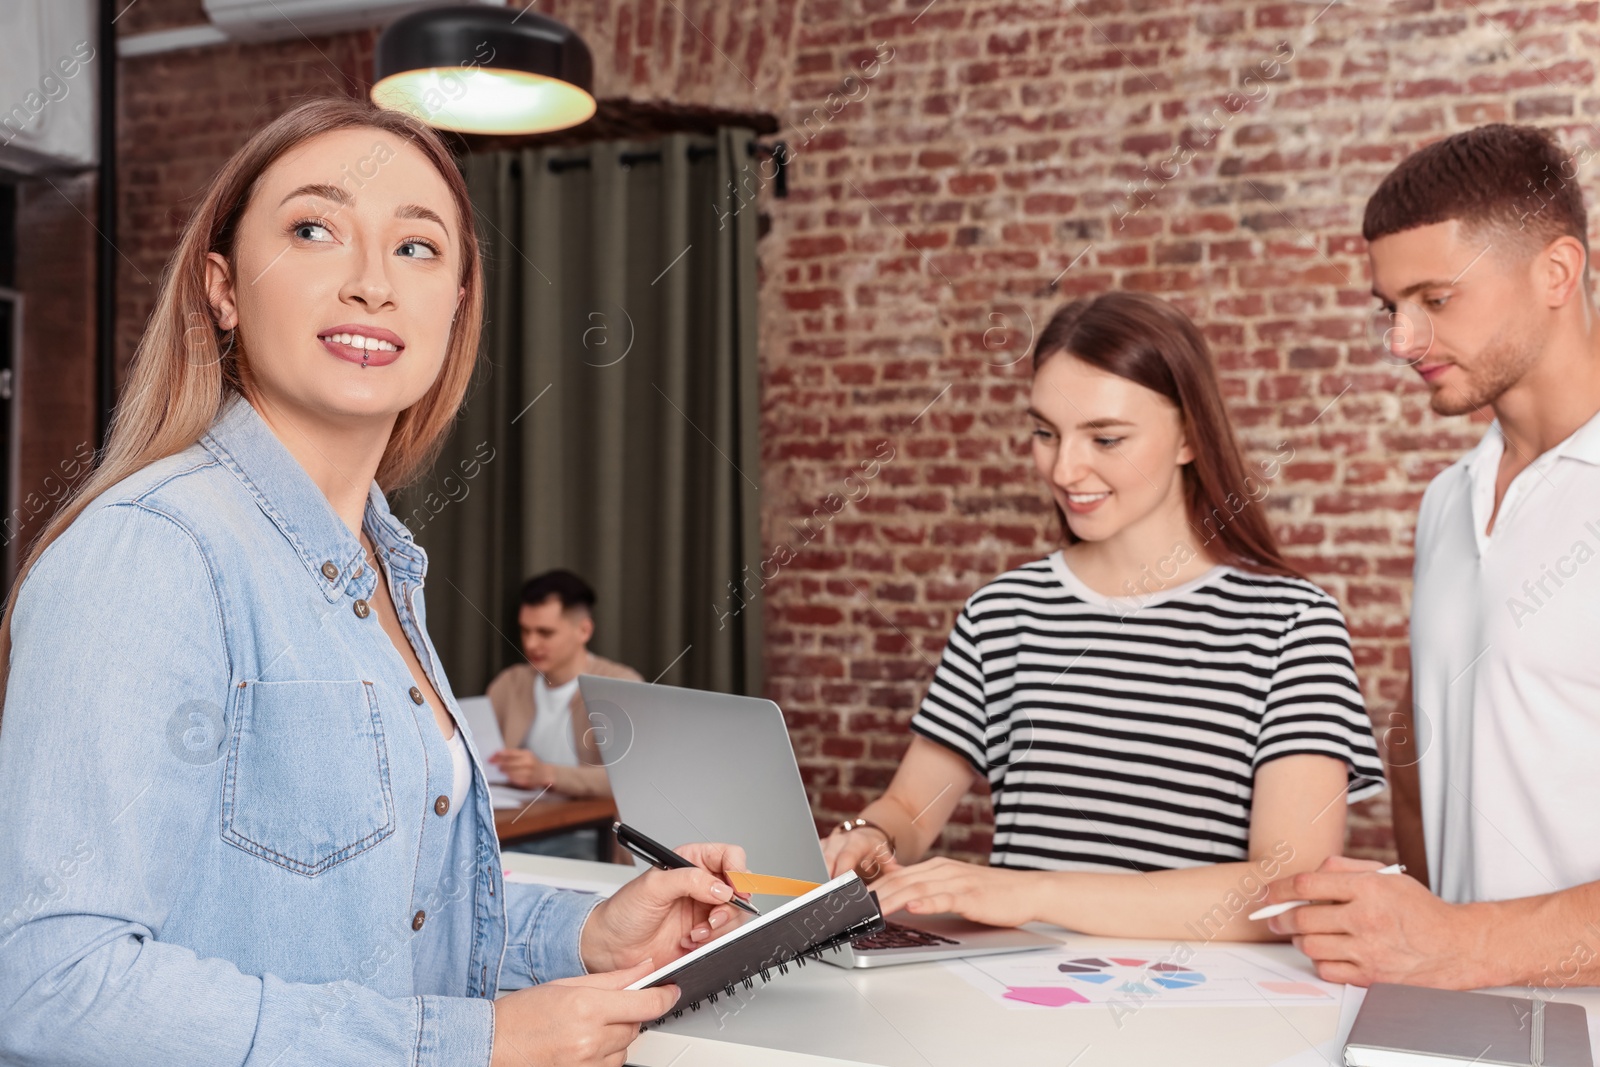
[372,6,596,135]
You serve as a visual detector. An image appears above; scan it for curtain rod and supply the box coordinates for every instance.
[527,139,789,197]
[544,145,717,172]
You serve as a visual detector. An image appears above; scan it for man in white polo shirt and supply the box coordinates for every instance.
[1267,124,1600,990]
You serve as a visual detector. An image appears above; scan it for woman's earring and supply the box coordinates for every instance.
[219,328,236,359]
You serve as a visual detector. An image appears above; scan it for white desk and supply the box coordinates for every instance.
[502,853,1600,1067]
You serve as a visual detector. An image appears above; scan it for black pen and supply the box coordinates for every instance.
[612,821,761,916]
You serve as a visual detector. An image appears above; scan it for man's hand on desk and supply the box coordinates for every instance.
[490,747,558,790]
[1264,855,1488,989]
[579,841,753,973]
[870,857,1041,928]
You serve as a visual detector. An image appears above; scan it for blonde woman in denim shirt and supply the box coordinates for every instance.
[0,98,750,1067]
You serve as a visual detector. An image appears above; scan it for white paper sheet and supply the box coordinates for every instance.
[946,944,1343,1012]
[1266,983,1367,1066]
[503,869,621,897]
[489,783,569,809]
[458,695,510,785]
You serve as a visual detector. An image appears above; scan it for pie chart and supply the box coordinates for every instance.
[1055,956,1207,992]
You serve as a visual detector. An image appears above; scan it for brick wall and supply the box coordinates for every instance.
[114,0,1600,863]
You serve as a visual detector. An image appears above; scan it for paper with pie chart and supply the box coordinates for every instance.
[947,945,1341,1010]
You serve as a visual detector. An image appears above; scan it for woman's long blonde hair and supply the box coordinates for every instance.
[0,96,485,725]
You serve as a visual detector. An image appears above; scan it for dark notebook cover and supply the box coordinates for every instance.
[626,870,885,1028]
[1345,983,1593,1067]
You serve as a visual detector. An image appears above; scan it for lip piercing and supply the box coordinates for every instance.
[361,352,369,368]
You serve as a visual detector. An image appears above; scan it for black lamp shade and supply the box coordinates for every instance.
[372,6,597,135]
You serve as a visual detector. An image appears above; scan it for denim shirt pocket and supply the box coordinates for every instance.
[222,679,396,876]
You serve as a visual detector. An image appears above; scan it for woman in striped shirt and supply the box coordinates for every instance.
[823,292,1385,941]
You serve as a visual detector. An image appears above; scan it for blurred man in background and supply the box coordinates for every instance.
[488,569,641,857]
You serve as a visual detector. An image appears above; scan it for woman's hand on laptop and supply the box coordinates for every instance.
[871,857,1040,928]
[822,827,902,881]
[578,842,753,973]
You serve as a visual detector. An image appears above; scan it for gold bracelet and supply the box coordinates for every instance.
[837,817,895,853]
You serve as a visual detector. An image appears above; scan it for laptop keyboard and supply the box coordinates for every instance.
[852,920,961,951]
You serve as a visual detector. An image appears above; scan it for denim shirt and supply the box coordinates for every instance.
[0,395,599,1066]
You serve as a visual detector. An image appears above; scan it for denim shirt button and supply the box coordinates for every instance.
[353,599,371,619]
[411,910,426,931]
[320,560,338,580]
[409,686,424,705]
[434,795,449,816]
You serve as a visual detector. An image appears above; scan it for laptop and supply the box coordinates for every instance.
[580,675,1057,967]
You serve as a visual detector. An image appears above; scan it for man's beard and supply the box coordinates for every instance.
[1429,331,1538,416]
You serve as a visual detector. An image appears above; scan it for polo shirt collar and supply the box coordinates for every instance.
[1466,407,1600,481]
[1556,406,1600,465]
[1472,406,1600,463]
[1461,409,1600,553]
[201,393,428,602]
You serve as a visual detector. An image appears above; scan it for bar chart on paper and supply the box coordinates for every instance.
[946,945,1342,1010]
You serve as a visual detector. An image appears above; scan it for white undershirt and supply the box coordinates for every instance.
[445,724,470,816]
[523,674,581,766]
[1412,413,1600,903]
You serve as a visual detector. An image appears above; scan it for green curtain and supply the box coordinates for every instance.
[397,129,763,700]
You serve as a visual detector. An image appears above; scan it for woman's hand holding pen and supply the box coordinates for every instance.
[579,841,753,973]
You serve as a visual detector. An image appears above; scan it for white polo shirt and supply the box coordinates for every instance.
[1412,411,1600,904]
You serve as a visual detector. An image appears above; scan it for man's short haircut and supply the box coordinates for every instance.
[1363,123,1589,265]
[519,569,596,615]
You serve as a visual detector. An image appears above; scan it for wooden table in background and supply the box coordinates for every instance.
[494,796,618,861]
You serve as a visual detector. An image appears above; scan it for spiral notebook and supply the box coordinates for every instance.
[626,870,885,1027]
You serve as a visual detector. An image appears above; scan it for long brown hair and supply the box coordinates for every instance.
[0,96,485,722]
[1033,292,1302,580]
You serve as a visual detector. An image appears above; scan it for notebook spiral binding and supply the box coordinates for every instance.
[652,913,882,1027]
[637,875,885,1030]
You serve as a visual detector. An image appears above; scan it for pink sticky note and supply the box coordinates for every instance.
[1259,981,1331,998]
[1003,986,1091,1007]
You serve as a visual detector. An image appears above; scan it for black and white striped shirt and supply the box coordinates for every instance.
[910,552,1385,873]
